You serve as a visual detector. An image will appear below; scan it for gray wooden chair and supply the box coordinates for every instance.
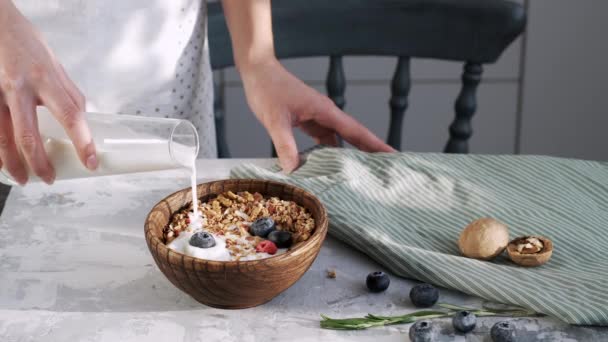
[208,0,526,158]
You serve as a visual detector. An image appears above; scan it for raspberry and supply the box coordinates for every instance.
[256,240,278,255]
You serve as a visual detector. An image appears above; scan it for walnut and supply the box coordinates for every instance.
[241,191,255,202]
[225,191,238,200]
[458,218,509,260]
[217,195,233,207]
[507,235,553,267]
[211,200,221,212]
[249,204,263,220]
[515,237,544,254]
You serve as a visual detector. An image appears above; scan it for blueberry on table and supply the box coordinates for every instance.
[268,230,292,248]
[250,217,276,237]
[491,321,516,342]
[452,311,477,333]
[409,283,439,308]
[189,232,216,248]
[409,320,434,342]
[366,271,390,292]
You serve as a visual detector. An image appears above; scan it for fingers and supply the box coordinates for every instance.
[0,97,27,184]
[317,133,339,147]
[331,107,395,152]
[315,99,396,153]
[265,114,300,173]
[299,121,339,146]
[6,92,55,184]
[39,71,97,170]
[55,62,86,109]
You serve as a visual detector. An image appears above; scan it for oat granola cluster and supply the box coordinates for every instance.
[164,190,316,259]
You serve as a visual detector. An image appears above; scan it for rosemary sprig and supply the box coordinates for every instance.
[320,303,539,330]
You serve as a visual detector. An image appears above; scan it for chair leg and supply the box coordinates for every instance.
[326,55,346,147]
[0,184,10,215]
[214,76,231,158]
[387,57,411,151]
[444,62,483,154]
[271,144,277,158]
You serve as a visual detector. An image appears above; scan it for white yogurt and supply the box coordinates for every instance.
[167,231,232,261]
[167,229,288,261]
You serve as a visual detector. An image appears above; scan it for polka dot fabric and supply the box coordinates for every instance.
[133,0,217,158]
[18,0,217,158]
[166,1,217,158]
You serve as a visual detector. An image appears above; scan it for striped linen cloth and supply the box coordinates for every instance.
[231,148,608,326]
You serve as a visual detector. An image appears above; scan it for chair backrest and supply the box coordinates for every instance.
[208,0,526,158]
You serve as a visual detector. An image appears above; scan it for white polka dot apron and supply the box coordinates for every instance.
[14,0,217,157]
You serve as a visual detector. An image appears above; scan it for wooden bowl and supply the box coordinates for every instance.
[144,179,329,309]
[507,236,553,267]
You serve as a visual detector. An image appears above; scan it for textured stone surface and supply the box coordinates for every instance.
[0,159,606,341]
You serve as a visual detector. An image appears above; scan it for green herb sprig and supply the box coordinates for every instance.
[320,303,539,330]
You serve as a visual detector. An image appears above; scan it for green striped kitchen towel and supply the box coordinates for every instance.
[230,148,608,326]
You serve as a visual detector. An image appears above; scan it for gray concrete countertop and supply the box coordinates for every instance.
[0,159,606,341]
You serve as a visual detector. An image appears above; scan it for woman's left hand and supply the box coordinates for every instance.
[240,58,395,173]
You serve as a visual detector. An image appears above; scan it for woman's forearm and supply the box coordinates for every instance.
[221,0,276,72]
[0,0,13,9]
[0,0,17,26]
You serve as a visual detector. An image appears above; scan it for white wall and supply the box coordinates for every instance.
[519,0,608,160]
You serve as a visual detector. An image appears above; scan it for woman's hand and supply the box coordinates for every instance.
[221,0,394,173]
[0,0,96,185]
[241,58,395,173]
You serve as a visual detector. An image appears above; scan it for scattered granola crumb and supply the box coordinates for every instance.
[327,269,337,279]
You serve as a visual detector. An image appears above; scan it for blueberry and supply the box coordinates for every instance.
[250,217,276,237]
[409,283,439,308]
[491,321,516,342]
[408,320,434,342]
[452,311,476,333]
[268,230,292,248]
[366,271,390,292]
[189,232,215,248]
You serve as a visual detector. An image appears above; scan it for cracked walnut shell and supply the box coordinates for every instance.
[507,236,553,267]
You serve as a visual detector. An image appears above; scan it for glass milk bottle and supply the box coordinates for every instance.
[0,108,199,185]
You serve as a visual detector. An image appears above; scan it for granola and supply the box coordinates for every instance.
[164,191,316,261]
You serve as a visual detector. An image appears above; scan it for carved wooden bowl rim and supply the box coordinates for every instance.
[144,179,329,268]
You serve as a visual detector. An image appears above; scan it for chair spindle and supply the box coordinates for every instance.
[387,57,411,151]
[326,55,346,147]
[213,76,230,158]
[327,55,346,110]
[444,62,483,153]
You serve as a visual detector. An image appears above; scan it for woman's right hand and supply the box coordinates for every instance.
[0,0,96,185]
